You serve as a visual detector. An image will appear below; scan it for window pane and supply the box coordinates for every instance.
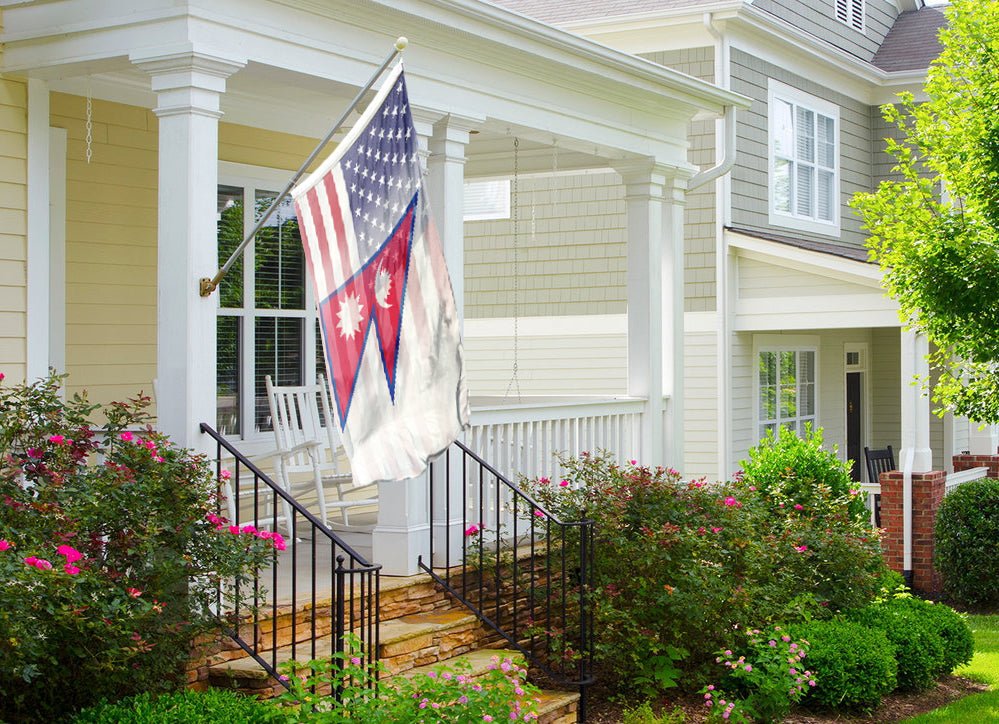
[818,115,836,168]
[760,385,777,423]
[759,351,777,386]
[818,169,835,221]
[218,186,244,309]
[255,317,305,432]
[773,159,792,213]
[796,165,814,217]
[761,423,777,439]
[217,315,241,435]
[255,191,305,310]
[781,384,797,419]
[800,351,816,383]
[800,383,815,416]
[796,107,815,163]
[773,99,795,158]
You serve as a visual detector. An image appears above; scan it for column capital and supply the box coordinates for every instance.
[614,158,694,201]
[131,47,246,119]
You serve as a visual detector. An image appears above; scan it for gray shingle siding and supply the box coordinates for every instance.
[642,47,718,312]
[730,47,872,251]
[751,0,897,62]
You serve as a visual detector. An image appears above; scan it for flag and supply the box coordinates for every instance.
[292,62,469,488]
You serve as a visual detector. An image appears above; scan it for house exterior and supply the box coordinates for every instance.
[0,0,748,574]
[480,0,999,483]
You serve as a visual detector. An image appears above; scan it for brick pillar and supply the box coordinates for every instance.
[879,469,946,594]
[953,453,999,478]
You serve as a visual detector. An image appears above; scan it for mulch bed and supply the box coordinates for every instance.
[585,675,989,722]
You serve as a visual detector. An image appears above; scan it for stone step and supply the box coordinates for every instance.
[207,609,484,695]
[536,689,581,724]
[394,647,526,680]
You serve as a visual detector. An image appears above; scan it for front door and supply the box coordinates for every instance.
[846,372,862,481]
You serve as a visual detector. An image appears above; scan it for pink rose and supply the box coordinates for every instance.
[0,540,11,551]
[127,587,142,598]
[559,479,569,487]
[64,564,81,575]
[119,431,134,442]
[48,435,65,445]
[57,545,83,563]
[464,523,480,537]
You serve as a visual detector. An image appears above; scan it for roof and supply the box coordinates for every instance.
[486,0,712,25]
[726,227,872,263]
[872,6,948,72]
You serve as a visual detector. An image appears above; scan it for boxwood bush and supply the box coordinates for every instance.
[848,597,947,691]
[73,690,281,723]
[935,478,999,606]
[908,599,974,675]
[790,619,896,711]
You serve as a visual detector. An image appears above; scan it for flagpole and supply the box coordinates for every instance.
[200,36,409,297]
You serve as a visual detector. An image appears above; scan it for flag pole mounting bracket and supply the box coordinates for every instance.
[199,36,409,298]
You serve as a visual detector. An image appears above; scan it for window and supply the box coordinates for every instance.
[835,0,865,32]
[464,179,510,221]
[768,80,839,235]
[757,348,817,440]
[217,170,320,439]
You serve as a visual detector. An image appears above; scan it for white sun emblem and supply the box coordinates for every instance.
[336,294,365,339]
[374,267,392,309]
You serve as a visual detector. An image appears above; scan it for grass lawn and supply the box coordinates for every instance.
[903,614,999,722]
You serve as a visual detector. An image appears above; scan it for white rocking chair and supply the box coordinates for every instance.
[265,375,377,529]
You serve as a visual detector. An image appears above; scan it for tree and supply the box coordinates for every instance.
[853,0,999,423]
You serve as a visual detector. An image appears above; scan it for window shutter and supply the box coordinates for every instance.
[835,0,849,23]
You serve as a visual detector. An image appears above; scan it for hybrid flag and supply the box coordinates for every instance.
[292,62,469,488]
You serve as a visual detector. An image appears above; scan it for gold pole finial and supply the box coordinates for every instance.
[395,36,408,51]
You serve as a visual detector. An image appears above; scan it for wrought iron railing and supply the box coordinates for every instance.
[420,439,594,719]
[200,423,381,691]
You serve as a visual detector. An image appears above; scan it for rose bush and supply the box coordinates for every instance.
[0,374,277,722]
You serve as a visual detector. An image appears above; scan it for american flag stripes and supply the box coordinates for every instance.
[292,63,469,488]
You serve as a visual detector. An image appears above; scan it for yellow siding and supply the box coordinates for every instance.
[51,92,158,406]
[52,93,320,408]
[0,76,26,383]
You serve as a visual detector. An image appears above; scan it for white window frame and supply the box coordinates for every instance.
[464,178,511,221]
[753,334,820,442]
[767,80,841,237]
[217,161,320,451]
[835,0,866,33]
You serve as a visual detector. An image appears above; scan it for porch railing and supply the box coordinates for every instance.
[420,440,594,720]
[200,423,381,690]
[469,396,644,482]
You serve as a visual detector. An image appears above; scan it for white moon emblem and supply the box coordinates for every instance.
[374,267,392,309]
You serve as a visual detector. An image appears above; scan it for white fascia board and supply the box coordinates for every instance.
[734,308,901,331]
[727,230,885,288]
[464,314,626,338]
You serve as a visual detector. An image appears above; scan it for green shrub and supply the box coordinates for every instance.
[790,619,896,711]
[519,439,885,695]
[0,375,276,722]
[906,599,974,675]
[848,598,947,691]
[620,702,686,724]
[935,478,999,606]
[73,690,281,723]
[740,425,869,522]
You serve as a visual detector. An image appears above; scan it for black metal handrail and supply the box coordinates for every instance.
[200,423,381,692]
[419,439,594,720]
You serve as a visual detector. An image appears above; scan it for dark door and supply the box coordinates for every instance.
[847,372,862,481]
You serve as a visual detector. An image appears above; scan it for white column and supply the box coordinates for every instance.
[427,114,479,567]
[899,328,932,581]
[372,475,430,576]
[428,114,480,325]
[26,79,50,381]
[132,50,244,450]
[618,161,689,468]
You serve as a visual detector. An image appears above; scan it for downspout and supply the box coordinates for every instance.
[693,12,735,481]
[902,447,914,588]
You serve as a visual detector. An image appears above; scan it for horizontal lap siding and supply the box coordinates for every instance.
[53,93,158,408]
[870,326,900,450]
[54,92,322,410]
[463,329,627,396]
[751,0,897,60]
[684,331,719,480]
[738,257,875,297]
[0,77,26,383]
[729,48,872,249]
[872,104,907,186]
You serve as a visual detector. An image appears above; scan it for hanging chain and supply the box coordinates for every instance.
[504,137,522,403]
[85,80,93,164]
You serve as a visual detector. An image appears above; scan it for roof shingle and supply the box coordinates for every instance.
[872,7,947,72]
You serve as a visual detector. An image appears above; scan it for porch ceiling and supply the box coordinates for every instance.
[0,0,748,170]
